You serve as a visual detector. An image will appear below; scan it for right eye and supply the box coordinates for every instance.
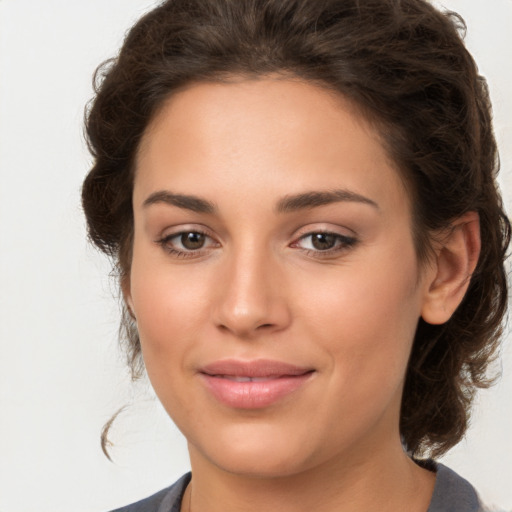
[156,230,219,258]
[176,232,207,250]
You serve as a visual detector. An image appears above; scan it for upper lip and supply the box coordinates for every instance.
[200,359,314,378]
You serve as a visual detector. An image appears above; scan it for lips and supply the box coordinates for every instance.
[199,359,314,409]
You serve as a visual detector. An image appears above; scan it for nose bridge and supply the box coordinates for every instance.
[214,237,289,337]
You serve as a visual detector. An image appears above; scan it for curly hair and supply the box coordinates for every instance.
[82,0,510,458]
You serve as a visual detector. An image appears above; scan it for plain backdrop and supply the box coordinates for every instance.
[0,1,511,511]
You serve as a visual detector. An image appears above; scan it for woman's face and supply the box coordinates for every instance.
[128,78,434,477]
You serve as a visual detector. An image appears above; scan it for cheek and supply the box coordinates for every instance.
[128,263,212,421]
[129,256,211,360]
[295,244,422,388]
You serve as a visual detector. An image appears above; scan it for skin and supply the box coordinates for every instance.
[126,77,480,512]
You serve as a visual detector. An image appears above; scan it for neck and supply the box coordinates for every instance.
[185,442,435,512]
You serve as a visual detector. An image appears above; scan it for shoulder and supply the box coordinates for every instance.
[428,463,487,512]
[108,473,191,512]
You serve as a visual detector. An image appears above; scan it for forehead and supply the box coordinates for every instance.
[134,77,410,217]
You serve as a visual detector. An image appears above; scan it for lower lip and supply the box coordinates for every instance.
[200,373,313,409]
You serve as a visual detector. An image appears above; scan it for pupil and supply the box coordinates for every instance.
[312,233,335,250]
[182,232,205,250]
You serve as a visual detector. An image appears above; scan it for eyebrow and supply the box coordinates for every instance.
[143,191,217,214]
[142,188,379,214]
[276,189,379,213]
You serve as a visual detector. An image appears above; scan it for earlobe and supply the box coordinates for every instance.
[421,211,481,325]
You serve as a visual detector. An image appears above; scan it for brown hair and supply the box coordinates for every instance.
[82,0,510,458]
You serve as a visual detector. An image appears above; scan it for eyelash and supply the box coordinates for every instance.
[156,230,358,259]
[292,231,358,258]
[156,229,216,259]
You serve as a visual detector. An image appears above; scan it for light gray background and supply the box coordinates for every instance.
[0,1,510,511]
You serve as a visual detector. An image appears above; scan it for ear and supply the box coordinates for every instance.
[421,211,480,325]
[121,276,136,320]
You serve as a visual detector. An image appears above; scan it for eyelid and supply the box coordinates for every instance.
[155,225,220,257]
[289,226,359,256]
[292,223,357,239]
[292,231,356,247]
[166,230,218,246]
[157,223,221,244]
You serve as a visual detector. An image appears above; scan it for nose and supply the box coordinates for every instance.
[212,245,292,339]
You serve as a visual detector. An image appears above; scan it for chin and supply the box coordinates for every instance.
[188,421,324,479]
[209,450,311,479]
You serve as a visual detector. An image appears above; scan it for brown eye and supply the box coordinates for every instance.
[181,232,206,250]
[157,229,219,257]
[311,233,337,251]
[292,231,357,256]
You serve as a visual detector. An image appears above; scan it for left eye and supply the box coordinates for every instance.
[294,232,356,252]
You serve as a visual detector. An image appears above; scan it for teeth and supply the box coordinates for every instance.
[223,376,272,382]
[228,376,252,382]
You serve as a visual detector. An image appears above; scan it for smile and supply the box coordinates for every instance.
[199,359,315,409]
[221,376,279,382]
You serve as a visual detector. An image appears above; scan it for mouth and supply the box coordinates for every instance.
[199,359,315,409]
[215,376,286,382]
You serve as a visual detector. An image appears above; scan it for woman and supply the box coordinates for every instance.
[82,0,510,510]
